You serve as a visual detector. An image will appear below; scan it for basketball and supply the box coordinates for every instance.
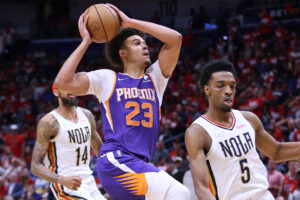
[84,4,120,43]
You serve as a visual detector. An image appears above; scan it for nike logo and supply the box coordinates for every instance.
[118,78,128,81]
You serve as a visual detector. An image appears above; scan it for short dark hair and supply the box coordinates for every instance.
[105,28,145,71]
[199,59,237,93]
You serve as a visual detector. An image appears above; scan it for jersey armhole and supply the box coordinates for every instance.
[49,112,61,142]
[102,72,117,103]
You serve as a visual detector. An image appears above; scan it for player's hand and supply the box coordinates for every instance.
[58,176,82,191]
[106,3,132,28]
[78,14,92,44]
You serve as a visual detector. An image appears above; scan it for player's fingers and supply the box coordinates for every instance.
[84,14,89,26]
[78,14,83,28]
[74,179,81,185]
[106,3,119,14]
[72,186,78,191]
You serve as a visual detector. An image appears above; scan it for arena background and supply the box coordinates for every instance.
[0,0,300,199]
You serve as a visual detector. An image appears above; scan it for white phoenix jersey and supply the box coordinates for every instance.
[193,109,273,200]
[44,107,93,177]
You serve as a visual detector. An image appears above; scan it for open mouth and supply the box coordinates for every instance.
[143,51,149,56]
[223,99,233,106]
[67,94,76,98]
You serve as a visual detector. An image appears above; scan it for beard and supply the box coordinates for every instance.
[221,106,232,112]
[61,97,78,107]
[145,59,152,67]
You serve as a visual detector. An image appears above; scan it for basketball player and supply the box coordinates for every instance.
[30,85,106,200]
[185,59,300,200]
[53,3,189,200]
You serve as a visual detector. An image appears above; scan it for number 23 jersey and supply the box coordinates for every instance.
[87,61,169,162]
[193,109,273,200]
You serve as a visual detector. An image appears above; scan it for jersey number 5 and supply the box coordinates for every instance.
[125,101,153,128]
[240,159,250,183]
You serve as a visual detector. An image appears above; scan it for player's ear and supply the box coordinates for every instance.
[204,85,210,96]
[53,89,59,97]
[119,49,126,59]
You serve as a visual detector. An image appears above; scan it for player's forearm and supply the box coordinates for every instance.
[91,140,102,157]
[128,19,182,46]
[31,162,60,184]
[195,187,215,200]
[273,142,300,162]
[91,130,103,157]
[54,40,90,90]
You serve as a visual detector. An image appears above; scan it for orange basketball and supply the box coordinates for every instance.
[84,4,120,43]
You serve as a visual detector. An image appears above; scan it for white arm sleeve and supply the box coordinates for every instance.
[146,60,170,106]
[86,69,115,102]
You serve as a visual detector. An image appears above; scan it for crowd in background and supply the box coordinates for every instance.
[0,2,300,200]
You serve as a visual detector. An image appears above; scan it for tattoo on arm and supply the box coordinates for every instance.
[31,114,60,184]
[91,130,103,157]
[83,109,103,156]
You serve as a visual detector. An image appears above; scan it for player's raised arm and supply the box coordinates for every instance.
[30,114,82,190]
[243,111,300,162]
[54,14,91,96]
[107,3,182,78]
[82,108,103,157]
[185,124,216,200]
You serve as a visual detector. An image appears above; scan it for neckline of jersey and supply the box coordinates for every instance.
[201,112,236,130]
[55,108,78,123]
[119,73,145,79]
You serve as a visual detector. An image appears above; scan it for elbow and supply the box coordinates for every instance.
[30,163,37,176]
[269,142,282,162]
[175,32,182,45]
[53,77,65,90]
[30,162,40,177]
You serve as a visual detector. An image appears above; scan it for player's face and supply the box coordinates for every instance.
[58,90,78,107]
[205,71,236,112]
[122,35,151,68]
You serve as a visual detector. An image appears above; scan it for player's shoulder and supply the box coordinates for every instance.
[239,110,262,130]
[186,122,208,140]
[185,122,211,151]
[38,112,59,136]
[89,68,115,75]
[240,110,259,121]
[39,112,57,125]
[77,107,95,121]
[78,106,92,116]
[146,60,159,74]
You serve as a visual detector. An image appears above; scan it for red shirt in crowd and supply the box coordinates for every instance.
[5,133,24,158]
[282,175,298,198]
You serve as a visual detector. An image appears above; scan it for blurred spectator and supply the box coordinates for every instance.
[33,178,49,196]
[278,160,300,199]
[0,176,7,199]
[151,141,170,167]
[6,171,23,199]
[20,168,34,188]
[268,159,284,198]
[4,124,24,158]
[20,184,42,200]
[288,169,300,200]
[169,139,185,162]
[289,41,300,76]
[259,8,273,38]
[168,157,188,183]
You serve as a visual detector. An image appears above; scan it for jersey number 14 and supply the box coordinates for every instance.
[75,145,88,166]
